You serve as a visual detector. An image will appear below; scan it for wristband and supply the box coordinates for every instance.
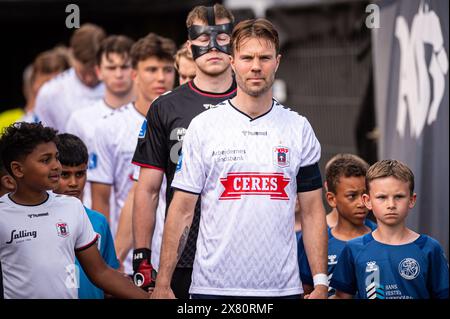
[313,273,329,287]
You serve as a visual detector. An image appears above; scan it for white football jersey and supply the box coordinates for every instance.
[172,99,322,297]
[88,103,144,274]
[34,68,104,132]
[65,99,116,210]
[0,192,97,299]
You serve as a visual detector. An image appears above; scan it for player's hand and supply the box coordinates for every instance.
[132,248,157,291]
[150,286,176,299]
[304,285,328,299]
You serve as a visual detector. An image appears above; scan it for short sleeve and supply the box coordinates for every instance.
[74,203,98,251]
[329,244,357,296]
[88,120,114,185]
[171,119,205,194]
[299,118,321,167]
[132,101,168,171]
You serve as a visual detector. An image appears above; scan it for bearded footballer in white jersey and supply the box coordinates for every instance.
[66,35,135,209]
[151,18,329,299]
[34,24,106,133]
[88,33,176,275]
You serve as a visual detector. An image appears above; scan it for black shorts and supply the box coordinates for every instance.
[171,267,193,299]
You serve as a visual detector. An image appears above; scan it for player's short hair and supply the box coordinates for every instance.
[230,18,279,56]
[366,159,415,195]
[56,133,88,167]
[186,4,234,28]
[130,33,176,69]
[96,35,134,66]
[174,42,193,72]
[325,154,369,194]
[0,122,58,176]
[70,23,106,65]
[31,47,71,84]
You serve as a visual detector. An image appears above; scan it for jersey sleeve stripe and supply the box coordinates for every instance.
[131,161,165,172]
[75,234,99,252]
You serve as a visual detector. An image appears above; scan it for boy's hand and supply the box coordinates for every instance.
[304,285,328,299]
[150,286,176,299]
[132,248,157,291]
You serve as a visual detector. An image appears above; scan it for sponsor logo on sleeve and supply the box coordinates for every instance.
[138,119,147,138]
[176,153,183,172]
[88,152,97,169]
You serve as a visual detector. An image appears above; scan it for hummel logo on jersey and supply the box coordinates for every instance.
[219,172,290,200]
[366,261,379,272]
[328,255,338,265]
[242,130,267,136]
[28,212,49,218]
[203,104,219,110]
[6,229,37,244]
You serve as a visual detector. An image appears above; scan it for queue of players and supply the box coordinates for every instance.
[0,4,448,299]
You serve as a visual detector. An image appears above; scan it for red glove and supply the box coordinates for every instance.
[132,248,157,291]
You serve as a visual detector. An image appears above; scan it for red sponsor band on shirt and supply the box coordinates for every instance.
[219,172,290,200]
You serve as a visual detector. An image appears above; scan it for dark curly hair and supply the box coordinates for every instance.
[56,133,88,167]
[325,153,369,194]
[0,122,58,176]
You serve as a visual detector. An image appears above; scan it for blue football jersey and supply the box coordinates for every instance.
[297,219,377,295]
[330,233,449,299]
[76,207,119,299]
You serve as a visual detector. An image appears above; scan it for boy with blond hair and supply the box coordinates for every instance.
[330,159,449,299]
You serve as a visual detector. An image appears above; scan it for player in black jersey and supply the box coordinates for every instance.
[131,4,237,299]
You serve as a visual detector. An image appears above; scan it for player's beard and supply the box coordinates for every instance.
[236,72,275,97]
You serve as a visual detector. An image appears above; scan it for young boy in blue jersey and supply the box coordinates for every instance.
[0,122,149,298]
[330,159,449,299]
[298,153,376,297]
[53,133,120,299]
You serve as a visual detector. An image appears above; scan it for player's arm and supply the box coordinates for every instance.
[131,167,163,289]
[114,181,136,271]
[133,167,163,249]
[150,190,198,299]
[91,182,112,222]
[298,188,328,299]
[76,243,149,299]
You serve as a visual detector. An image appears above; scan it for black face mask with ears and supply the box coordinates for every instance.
[187,6,233,60]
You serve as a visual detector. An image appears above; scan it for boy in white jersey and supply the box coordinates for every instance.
[88,33,176,275]
[34,24,106,132]
[0,122,149,299]
[151,18,328,299]
[65,35,135,208]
